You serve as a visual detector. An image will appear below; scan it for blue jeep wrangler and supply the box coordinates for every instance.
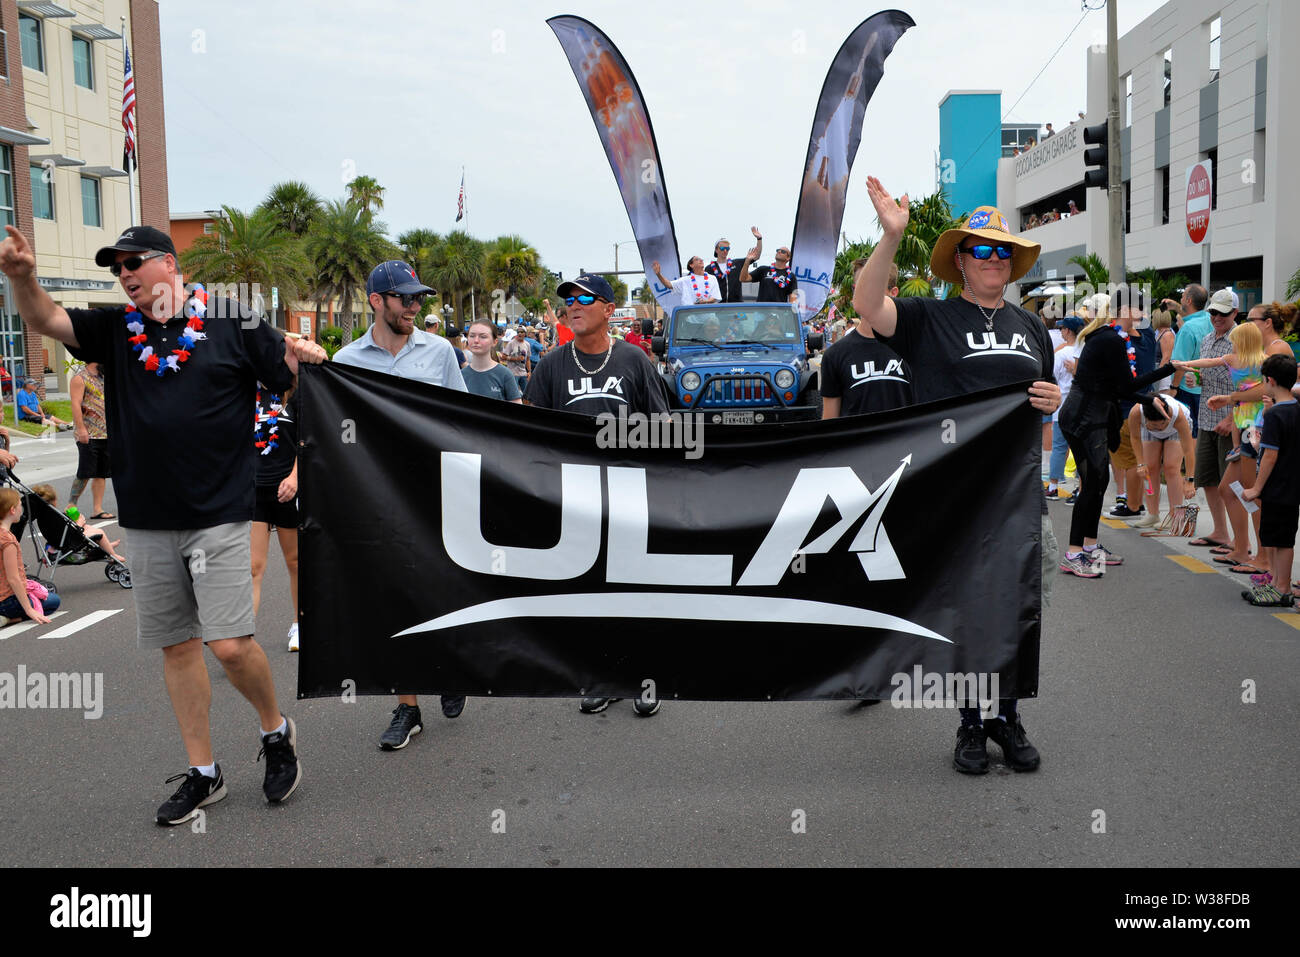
[651,303,823,423]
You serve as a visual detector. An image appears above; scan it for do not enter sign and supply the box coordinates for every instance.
[1186,160,1213,245]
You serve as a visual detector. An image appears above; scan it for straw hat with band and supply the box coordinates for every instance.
[930,206,1041,286]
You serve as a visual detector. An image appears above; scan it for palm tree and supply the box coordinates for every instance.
[346,176,385,217]
[179,205,310,319]
[259,181,323,237]
[888,191,962,297]
[601,274,629,307]
[1067,252,1110,289]
[485,235,542,302]
[397,229,442,280]
[304,200,397,340]
[1286,265,1300,301]
[429,231,486,327]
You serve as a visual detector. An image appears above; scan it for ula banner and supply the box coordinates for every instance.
[791,10,914,320]
[297,363,1041,702]
[548,15,681,311]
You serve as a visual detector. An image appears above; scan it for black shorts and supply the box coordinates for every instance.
[253,484,298,529]
[76,438,111,479]
[1258,501,1299,550]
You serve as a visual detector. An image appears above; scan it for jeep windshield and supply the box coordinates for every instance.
[672,307,800,348]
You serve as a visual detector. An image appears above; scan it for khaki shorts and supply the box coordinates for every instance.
[127,522,255,650]
[1194,429,1233,488]
[1108,419,1137,470]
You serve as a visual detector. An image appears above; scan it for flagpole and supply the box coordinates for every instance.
[121,17,136,226]
[464,166,475,322]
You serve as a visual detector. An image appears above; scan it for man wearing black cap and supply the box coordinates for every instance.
[0,223,326,825]
[334,260,467,751]
[525,273,670,717]
[707,228,762,303]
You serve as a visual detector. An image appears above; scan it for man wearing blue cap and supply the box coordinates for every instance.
[334,260,468,751]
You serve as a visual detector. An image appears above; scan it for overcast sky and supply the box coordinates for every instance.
[159,0,1166,281]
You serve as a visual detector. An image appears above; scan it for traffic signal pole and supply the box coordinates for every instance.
[1106,0,1125,287]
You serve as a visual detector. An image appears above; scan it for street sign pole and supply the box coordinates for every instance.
[1106,0,1125,288]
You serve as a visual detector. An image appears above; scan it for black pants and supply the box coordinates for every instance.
[1062,424,1110,547]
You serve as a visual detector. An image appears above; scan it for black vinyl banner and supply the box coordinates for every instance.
[297,363,1042,701]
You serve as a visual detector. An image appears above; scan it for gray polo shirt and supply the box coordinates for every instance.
[333,326,467,391]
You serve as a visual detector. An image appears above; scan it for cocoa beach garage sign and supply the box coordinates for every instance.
[1015,125,1081,178]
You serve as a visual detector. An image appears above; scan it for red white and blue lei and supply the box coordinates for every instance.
[254,387,283,456]
[126,284,209,376]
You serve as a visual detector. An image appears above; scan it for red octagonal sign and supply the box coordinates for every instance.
[1186,162,1212,244]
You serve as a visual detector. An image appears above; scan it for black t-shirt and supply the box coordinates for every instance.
[882,296,1055,402]
[68,300,292,529]
[526,339,670,416]
[748,264,798,303]
[1060,326,1175,433]
[255,387,297,487]
[819,331,914,416]
[1260,400,1300,505]
[705,258,747,303]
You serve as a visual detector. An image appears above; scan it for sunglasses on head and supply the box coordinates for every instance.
[384,292,427,308]
[109,251,167,276]
[962,244,1013,260]
[564,294,605,306]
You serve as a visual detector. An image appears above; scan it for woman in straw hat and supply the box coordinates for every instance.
[852,176,1059,778]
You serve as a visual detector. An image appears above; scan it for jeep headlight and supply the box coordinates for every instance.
[774,369,795,390]
[681,371,701,391]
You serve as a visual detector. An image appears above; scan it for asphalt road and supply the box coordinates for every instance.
[0,434,1295,867]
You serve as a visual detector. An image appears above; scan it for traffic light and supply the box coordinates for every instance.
[1083,122,1108,189]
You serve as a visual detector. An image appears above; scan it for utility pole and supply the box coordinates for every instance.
[1106,0,1125,287]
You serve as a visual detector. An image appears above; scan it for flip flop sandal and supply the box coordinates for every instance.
[1213,555,1247,565]
[90,512,115,520]
[1230,564,1264,575]
[1189,537,1229,547]
[1210,546,1233,555]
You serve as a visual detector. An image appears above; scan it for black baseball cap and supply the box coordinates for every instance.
[94,226,177,268]
[557,273,615,302]
[367,260,435,297]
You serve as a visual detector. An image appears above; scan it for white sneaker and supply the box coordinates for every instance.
[1129,512,1160,528]
[287,622,299,652]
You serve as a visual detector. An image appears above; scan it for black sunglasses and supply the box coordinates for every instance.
[384,292,427,308]
[109,251,167,276]
[564,294,605,306]
[962,244,1013,260]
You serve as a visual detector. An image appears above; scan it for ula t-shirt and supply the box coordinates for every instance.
[819,331,914,416]
[526,340,670,416]
[463,363,522,401]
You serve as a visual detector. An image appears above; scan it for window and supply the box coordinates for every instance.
[1123,179,1131,234]
[1158,166,1170,225]
[203,222,215,234]
[19,14,43,72]
[0,146,13,230]
[1124,74,1133,127]
[72,36,94,89]
[80,176,101,228]
[29,166,53,220]
[1162,49,1172,108]
[1251,131,1265,203]
[1209,16,1222,79]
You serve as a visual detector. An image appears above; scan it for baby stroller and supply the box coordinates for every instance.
[4,472,131,590]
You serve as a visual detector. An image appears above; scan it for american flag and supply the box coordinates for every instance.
[455,172,464,222]
[122,40,137,171]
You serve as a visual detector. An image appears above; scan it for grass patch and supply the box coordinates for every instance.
[3,399,74,437]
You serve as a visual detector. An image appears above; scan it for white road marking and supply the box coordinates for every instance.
[0,611,67,639]
[38,608,123,639]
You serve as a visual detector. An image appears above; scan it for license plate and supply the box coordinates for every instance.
[721,411,755,425]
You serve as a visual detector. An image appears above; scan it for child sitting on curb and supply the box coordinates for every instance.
[0,487,61,623]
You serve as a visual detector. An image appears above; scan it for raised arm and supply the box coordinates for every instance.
[851,178,906,337]
[749,226,763,262]
[652,260,671,289]
[0,226,79,348]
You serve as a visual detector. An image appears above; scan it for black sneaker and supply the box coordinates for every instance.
[156,766,226,826]
[578,696,620,714]
[632,696,661,717]
[258,716,302,802]
[953,725,989,774]
[440,695,466,719]
[984,715,1041,771]
[379,704,422,750]
[1108,503,1142,518]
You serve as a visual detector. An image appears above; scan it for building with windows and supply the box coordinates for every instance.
[997,0,1297,310]
[0,0,167,395]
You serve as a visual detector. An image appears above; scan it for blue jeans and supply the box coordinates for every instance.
[1175,389,1200,437]
[1049,420,1070,482]
[0,590,61,619]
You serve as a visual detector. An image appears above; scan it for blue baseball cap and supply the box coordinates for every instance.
[557,273,615,302]
[1059,315,1086,332]
[366,261,434,297]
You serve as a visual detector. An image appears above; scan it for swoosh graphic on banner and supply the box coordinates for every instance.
[393,593,951,643]
[849,375,909,388]
[960,351,1039,361]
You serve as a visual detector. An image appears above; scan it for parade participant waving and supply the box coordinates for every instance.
[741,243,799,304]
[654,256,719,306]
[0,223,323,825]
[706,229,761,303]
[852,178,1059,776]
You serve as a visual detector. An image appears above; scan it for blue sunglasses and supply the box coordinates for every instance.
[564,294,604,306]
[962,244,1014,260]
